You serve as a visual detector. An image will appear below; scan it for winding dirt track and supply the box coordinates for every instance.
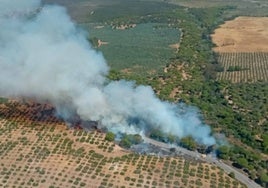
[143,137,262,188]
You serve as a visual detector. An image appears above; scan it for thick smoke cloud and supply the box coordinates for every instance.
[0,0,40,16]
[0,0,215,145]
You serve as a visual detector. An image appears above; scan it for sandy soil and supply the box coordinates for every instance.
[169,43,180,52]
[94,25,104,29]
[97,39,108,47]
[211,17,268,52]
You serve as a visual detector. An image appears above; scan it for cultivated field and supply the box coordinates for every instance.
[211,16,268,83]
[211,17,268,53]
[1,1,267,187]
[0,100,245,188]
[169,0,268,22]
[85,23,180,74]
[216,52,268,83]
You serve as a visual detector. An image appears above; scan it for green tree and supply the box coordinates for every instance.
[119,134,143,148]
[217,145,230,160]
[260,172,268,186]
[105,132,115,142]
[229,172,235,178]
[236,157,248,168]
[180,136,197,151]
[149,129,166,142]
[119,137,132,148]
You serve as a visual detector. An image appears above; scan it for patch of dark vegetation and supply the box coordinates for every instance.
[149,129,214,154]
[85,0,179,23]
[0,97,8,104]
[119,134,143,149]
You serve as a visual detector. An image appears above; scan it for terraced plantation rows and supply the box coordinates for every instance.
[216,52,268,83]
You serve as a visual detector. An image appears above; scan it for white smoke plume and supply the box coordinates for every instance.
[0,0,215,145]
[0,0,40,16]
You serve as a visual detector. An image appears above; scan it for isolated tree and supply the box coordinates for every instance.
[105,132,115,142]
[229,172,235,178]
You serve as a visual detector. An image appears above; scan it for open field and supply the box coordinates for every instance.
[211,17,268,53]
[0,100,245,188]
[216,52,268,83]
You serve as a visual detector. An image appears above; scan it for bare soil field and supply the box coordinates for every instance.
[0,100,245,188]
[211,17,268,53]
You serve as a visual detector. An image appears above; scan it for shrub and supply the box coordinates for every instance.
[105,132,115,142]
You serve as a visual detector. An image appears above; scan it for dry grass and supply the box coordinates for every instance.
[0,100,245,188]
[211,17,268,83]
[211,17,268,53]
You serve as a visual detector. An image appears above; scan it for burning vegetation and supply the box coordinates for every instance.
[0,0,216,149]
